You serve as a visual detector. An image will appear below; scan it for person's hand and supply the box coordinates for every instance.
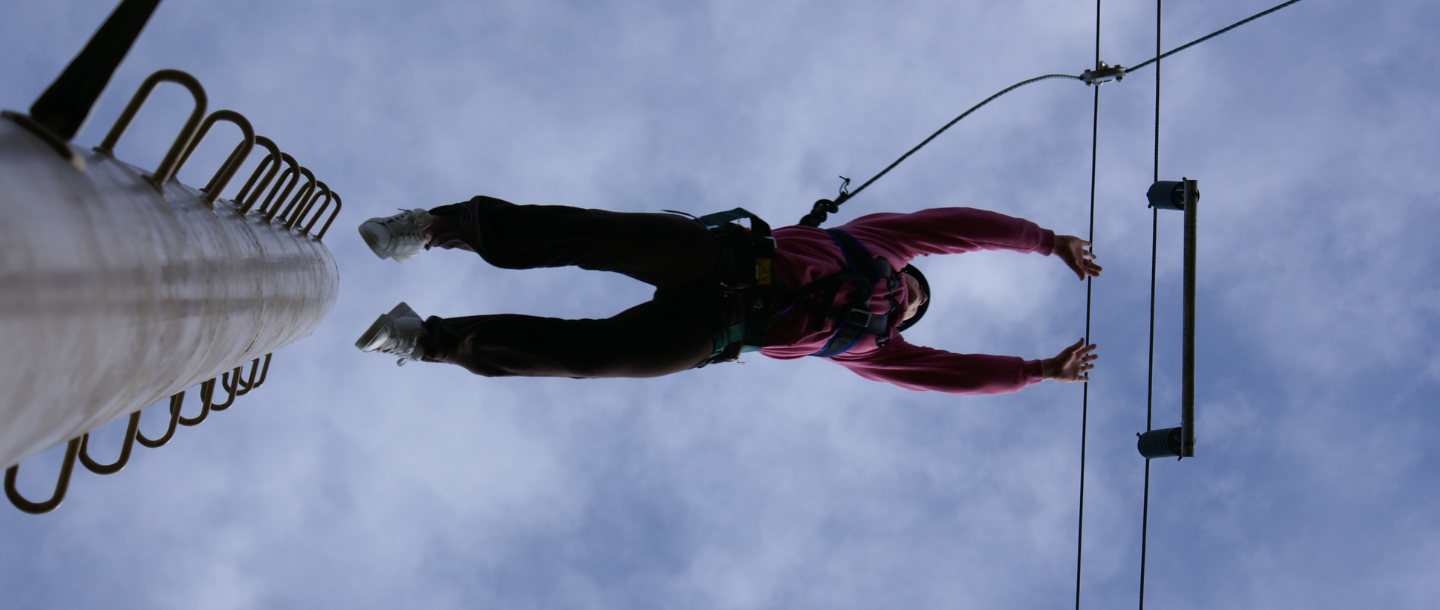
[1054,235,1101,280]
[1042,339,1098,383]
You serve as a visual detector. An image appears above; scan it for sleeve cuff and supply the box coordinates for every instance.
[1037,229,1056,257]
[1023,359,1046,385]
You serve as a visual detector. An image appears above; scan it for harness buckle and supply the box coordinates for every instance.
[845,307,872,328]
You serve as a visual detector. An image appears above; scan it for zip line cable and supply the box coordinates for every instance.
[828,73,1082,206]
[1075,0,1102,607]
[1139,0,1163,607]
[803,0,1308,226]
[1126,0,1304,73]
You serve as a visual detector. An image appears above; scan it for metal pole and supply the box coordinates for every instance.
[0,116,338,472]
[1180,179,1197,457]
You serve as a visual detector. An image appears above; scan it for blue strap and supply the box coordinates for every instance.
[810,230,891,358]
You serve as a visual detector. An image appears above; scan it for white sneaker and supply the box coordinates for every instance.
[359,208,433,263]
[356,302,427,366]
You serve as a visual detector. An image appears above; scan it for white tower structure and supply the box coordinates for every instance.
[1,0,340,513]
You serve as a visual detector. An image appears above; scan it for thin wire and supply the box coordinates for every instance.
[835,0,1308,215]
[1127,0,1305,73]
[841,73,1082,204]
[1138,1,1162,608]
[1075,1,1101,608]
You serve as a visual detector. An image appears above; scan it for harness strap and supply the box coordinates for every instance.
[691,208,775,287]
[809,229,895,358]
[688,212,900,365]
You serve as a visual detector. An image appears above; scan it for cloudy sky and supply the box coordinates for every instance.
[2,0,1437,608]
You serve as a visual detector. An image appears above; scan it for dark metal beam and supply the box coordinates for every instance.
[28,0,162,141]
[1180,179,1198,457]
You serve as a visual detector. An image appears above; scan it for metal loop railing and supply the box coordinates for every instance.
[209,369,240,412]
[136,392,184,448]
[87,70,339,237]
[8,353,276,514]
[234,137,283,215]
[95,69,208,190]
[310,192,342,240]
[256,154,302,221]
[211,136,340,240]
[228,354,271,396]
[78,411,141,475]
[4,438,81,515]
[176,379,215,427]
[290,181,331,232]
[174,110,256,206]
[272,167,316,226]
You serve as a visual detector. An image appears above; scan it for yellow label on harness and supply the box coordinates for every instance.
[756,258,773,285]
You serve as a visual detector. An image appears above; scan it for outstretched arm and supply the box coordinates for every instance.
[1053,235,1102,280]
[832,339,1046,395]
[829,338,1098,393]
[1041,338,1098,383]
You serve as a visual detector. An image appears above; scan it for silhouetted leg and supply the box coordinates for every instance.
[423,297,714,378]
[428,195,720,288]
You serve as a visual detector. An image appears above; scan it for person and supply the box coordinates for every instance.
[354,195,1100,395]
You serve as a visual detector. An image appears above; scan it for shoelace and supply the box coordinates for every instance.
[375,320,418,366]
[384,209,427,240]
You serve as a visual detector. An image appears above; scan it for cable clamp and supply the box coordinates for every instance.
[1080,61,1127,86]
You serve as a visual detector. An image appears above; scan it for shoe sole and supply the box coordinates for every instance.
[358,221,393,260]
[355,314,392,352]
[355,302,419,352]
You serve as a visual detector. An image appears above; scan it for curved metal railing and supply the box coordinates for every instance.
[92,70,341,241]
[78,412,141,475]
[233,137,282,215]
[5,355,273,514]
[95,69,208,189]
[252,153,302,221]
[272,166,317,226]
[174,109,256,205]
[309,191,342,240]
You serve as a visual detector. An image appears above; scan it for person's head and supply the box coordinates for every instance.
[896,264,930,331]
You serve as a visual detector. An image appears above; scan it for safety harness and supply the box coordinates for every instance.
[682,208,904,366]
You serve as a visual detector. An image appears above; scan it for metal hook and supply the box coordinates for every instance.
[258,154,301,221]
[177,379,215,427]
[233,355,271,396]
[78,411,142,475]
[136,392,184,448]
[5,437,82,515]
[173,109,256,205]
[248,354,272,391]
[273,167,316,226]
[234,136,282,215]
[209,368,240,412]
[95,69,208,189]
[313,191,342,240]
[289,181,331,232]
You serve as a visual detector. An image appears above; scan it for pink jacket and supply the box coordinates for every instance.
[759,207,1056,395]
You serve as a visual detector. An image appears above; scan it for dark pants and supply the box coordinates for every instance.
[422,196,734,378]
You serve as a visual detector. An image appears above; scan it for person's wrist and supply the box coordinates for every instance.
[1041,357,1057,379]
